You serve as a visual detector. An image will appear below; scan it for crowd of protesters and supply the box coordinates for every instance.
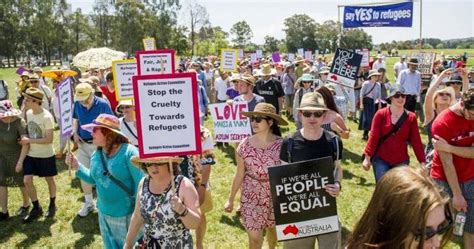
[0,50,473,249]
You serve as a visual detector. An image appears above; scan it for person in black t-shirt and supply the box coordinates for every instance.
[279,92,342,249]
[254,64,284,114]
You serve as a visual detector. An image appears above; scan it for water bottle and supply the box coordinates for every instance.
[453,212,466,236]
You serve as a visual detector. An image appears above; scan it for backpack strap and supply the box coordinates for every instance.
[123,120,138,139]
[98,147,134,197]
[286,134,295,163]
[324,130,340,161]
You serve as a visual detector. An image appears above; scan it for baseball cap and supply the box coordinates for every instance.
[74,83,93,101]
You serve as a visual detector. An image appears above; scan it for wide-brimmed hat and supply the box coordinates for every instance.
[29,74,40,81]
[297,74,315,83]
[116,99,135,114]
[21,71,30,78]
[241,103,288,126]
[0,100,22,119]
[231,73,256,86]
[259,64,277,76]
[33,67,43,73]
[294,56,305,64]
[23,87,44,101]
[319,66,330,74]
[387,84,406,99]
[368,69,381,78]
[433,86,456,106]
[296,92,337,124]
[74,83,94,101]
[81,114,127,138]
[407,58,419,65]
[130,156,184,168]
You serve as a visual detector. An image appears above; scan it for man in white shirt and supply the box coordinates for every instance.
[396,58,421,112]
[372,54,386,71]
[393,55,408,80]
[214,70,230,103]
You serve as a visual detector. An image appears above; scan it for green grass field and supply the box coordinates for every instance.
[0,51,472,248]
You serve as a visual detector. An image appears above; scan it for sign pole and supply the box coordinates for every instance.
[67,139,71,176]
[419,0,423,49]
[169,158,176,194]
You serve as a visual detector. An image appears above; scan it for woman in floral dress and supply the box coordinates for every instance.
[224,103,288,249]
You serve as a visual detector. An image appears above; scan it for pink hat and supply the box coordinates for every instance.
[0,100,22,119]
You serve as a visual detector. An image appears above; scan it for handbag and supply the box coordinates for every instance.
[98,147,135,204]
[361,110,408,161]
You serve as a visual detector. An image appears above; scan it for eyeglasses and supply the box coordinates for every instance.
[393,93,406,99]
[121,105,134,109]
[250,116,269,123]
[301,111,326,118]
[446,82,462,86]
[437,92,451,97]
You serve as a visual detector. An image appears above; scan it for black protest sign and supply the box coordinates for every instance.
[268,157,339,241]
[328,48,363,88]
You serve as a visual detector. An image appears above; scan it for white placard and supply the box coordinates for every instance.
[133,73,201,158]
[238,49,244,58]
[297,48,304,56]
[112,59,137,100]
[220,49,238,72]
[355,49,370,67]
[58,78,73,136]
[251,53,258,63]
[288,53,295,62]
[142,37,156,51]
[256,49,263,59]
[136,49,175,76]
[304,51,312,61]
[209,103,252,142]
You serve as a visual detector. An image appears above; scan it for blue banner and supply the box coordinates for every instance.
[343,2,413,28]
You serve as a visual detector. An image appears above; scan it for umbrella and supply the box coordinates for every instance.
[73,47,126,69]
[41,69,78,79]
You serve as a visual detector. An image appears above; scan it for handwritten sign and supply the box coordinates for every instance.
[209,103,252,142]
[220,49,238,72]
[112,59,137,100]
[133,73,201,158]
[142,37,156,51]
[136,49,175,76]
[269,157,339,241]
[58,78,73,136]
[411,52,436,74]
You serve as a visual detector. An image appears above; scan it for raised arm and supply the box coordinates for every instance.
[424,69,450,125]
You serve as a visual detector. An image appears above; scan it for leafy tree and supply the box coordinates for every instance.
[112,1,147,53]
[184,0,209,56]
[69,8,91,55]
[263,36,279,53]
[90,0,114,47]
[283,14,317,52]
[340,28,372,50]
[230,20,253,48]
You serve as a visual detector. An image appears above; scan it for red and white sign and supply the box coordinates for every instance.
[136,49,175,76]
[133,73,201,158]
[209,103,252,142]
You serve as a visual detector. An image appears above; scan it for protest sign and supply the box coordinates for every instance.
[238,49,244,58]
[220,49,238,72]
[355,48,370,67]
[269,157,339,241]
[272,52,281,63]
[256,49,263,59]
[297,48,304,56]
[411,52,436,74]
[142,37,156,51]
[209,102,252,142]
[343,2,413,28]
[136,49,175,76]
[58,78,73,136]
[328,48,363,88]
[304,51,312,61]
[251,53,258,63]
[112,59,137,100]
[288,53,295,62]
[132,73,201,158]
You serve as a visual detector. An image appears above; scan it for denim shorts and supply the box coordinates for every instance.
[434,179,474,233]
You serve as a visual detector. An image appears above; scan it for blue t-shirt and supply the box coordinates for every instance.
[73,96,113,140]
[233,93,265,112]
[76,143,144,217]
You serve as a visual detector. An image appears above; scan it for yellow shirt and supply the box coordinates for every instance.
[26,109,55,158]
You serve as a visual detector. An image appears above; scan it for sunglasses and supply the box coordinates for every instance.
[302,81,313,84]
[393,93,406,99]
[141,162,166,168]
[30,80,39,83]
[250,116,269,123]
[417,205,453,240]
[446,82,462,86]
[437,92,451,97]
[301,111,326,118]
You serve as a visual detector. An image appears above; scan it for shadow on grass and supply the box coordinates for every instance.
[219,214,245,231]
[16,218,55,247]
[342,149,375,187]
[217,144,236,165]
[71,212,100,247]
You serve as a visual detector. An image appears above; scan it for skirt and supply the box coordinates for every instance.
[98,212,131,249]
[0,152,24,187]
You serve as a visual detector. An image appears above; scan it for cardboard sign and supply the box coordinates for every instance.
[328,48,363,88]
[251,53,258,63]
[269,157,339,241]
[272,52,281,63]
[220,49,238,72]
[136,49,175,76]
[355,49,370,67]
[256,49,263,59]
[288,53,295,62]
[209,103,252,142]
[133,73,202,158]
[112,59,137,100]
[142,37,156,51]
[304,51,312,61]
[411,52,436,74]
[58,78,73,136]
[297,48,304,56]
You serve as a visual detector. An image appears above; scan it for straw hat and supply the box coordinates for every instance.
[259,64,277,76]
[241,103,288,126]
[433,86,456,106]
[296,92,337,124]
[116,99,135,114]
[0,100,22,119]
[368,69,381,78]
[231,73,256,86]
[81,114,127,138]
[130,156,184,167]
[294,56,305,64]
[23,87,44,102]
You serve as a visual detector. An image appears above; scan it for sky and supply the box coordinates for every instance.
[69,0,473,45]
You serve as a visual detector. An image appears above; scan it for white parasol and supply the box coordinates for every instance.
[73,47,126,69]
